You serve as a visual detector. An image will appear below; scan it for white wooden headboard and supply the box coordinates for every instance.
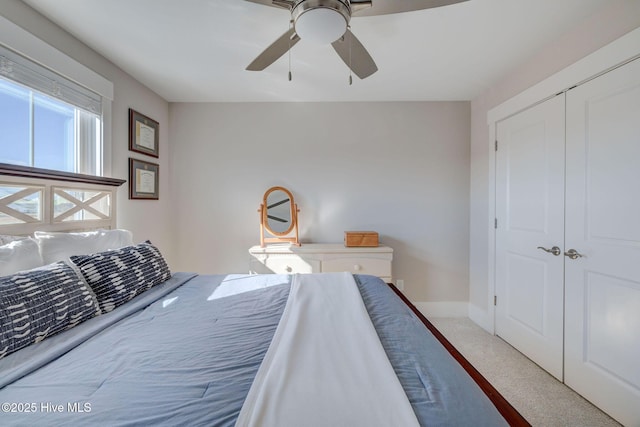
[0,163,126,236]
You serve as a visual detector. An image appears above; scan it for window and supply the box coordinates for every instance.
[0,46,102,176]
[0,18,116,231]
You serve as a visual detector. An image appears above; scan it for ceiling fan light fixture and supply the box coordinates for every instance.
[293,0,350,44]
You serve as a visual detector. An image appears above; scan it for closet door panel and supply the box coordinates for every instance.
[495,94,565,381]
[565,57,640,427]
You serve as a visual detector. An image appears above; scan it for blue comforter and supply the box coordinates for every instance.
[0,273,507,426]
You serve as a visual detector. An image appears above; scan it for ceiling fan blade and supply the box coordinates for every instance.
[331,29,378,79]
[244,0,275,6]
[246,28,301,71]
[352,0,468,17]
[244,0,292,10]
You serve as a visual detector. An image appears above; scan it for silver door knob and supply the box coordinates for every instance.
[564,249,584,260]
[537,246,561,256]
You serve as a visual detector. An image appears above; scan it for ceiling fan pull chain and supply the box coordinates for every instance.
[348,28,353,85]
[288,20,293,81]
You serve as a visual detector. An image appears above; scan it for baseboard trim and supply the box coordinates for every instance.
[413,301,469,318]
[468,304,494,334]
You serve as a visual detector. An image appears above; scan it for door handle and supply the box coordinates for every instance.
[537,246,561,256]
[564,249,584,260]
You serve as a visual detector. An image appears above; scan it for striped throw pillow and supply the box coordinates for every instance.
[0,262,101,360]
[70,242,171,313]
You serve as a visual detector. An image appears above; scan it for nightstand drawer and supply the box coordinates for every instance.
[249,244,393,281]
[260,255,319,274]
[322,257,391,278]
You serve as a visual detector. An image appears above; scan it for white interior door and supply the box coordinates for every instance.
[495,95,566,380]
[564,58,640,426]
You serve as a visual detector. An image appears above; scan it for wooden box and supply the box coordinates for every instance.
[344,231,379,247]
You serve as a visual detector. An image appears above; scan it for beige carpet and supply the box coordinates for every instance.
[429,317,621,427]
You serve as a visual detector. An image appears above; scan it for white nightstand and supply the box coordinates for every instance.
[249,243,393,282]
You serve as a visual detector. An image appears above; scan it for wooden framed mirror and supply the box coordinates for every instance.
[259,186,300,247]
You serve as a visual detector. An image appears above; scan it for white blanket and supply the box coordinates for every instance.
[235,272,420,427]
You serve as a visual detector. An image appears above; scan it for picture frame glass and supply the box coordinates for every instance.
[129,158,159,200]
[129,109,159,158]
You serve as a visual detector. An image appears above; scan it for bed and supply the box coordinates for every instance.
[0,168,529,426]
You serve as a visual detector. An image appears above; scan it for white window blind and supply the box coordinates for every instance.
[0,45,102,115]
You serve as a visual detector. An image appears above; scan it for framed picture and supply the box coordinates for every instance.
[129,108,159,158]
[129,158,159,200]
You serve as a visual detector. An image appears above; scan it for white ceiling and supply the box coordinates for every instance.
[22,0,612,102]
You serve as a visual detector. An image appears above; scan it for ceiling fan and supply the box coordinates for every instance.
[245,0,468,79]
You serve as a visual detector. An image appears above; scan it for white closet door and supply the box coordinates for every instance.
[495,94,565,380]
[565,58,640,426]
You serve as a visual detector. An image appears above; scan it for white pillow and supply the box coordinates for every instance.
[34,229,134,265]
[0,238,44,276]
[0,234,26,246]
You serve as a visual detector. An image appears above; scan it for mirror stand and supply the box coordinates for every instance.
[259,203,300,247]
[259,186,301,247]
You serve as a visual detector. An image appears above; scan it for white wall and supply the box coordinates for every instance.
[0,0,175,264]
[169,102,470,304]
[468,1,640,329]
